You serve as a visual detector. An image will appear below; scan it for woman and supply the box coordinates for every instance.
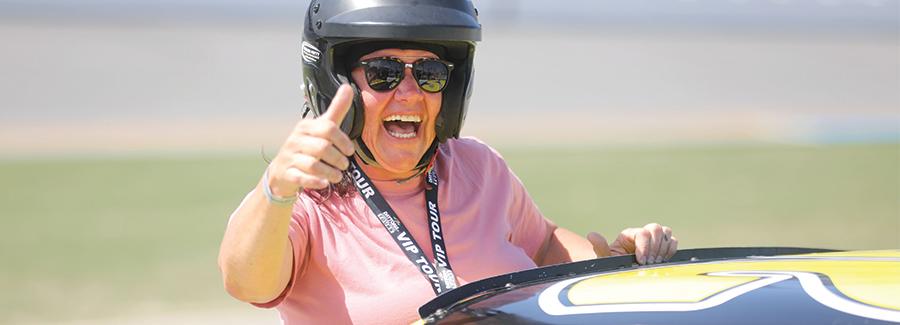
[218,1,677,324]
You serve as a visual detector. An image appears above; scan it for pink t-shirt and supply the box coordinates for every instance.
[251,137,555,324]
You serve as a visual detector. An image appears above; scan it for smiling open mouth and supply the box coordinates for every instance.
[383,114,421,139]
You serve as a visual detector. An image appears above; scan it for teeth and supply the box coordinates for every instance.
[383,114,422,123]
[383,114,419,139]
[387,130,416,139]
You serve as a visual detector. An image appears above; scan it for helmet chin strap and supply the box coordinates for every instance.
[353,137,380,167]
[353,137,439,183]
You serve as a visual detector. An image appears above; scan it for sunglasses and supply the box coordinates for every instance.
[357,57,454,93]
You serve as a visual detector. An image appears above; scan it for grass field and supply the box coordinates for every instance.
[1,143,897,323]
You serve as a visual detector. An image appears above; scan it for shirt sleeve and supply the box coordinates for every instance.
[504,162,557,261]
[250,194,311,309]
[472,140,557,261]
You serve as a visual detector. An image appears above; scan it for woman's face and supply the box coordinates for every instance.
[351,48,443,176]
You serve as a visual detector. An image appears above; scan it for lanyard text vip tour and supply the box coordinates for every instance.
[349,161,458,295]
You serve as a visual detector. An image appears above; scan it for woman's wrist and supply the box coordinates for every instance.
[262,167,298,206]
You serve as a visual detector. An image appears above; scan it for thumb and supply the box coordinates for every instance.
[587,232,611,258]
[320,84,355,124]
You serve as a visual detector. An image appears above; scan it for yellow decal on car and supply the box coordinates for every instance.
[538,251,900,322]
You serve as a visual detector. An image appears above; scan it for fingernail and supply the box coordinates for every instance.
[655,256,663,263]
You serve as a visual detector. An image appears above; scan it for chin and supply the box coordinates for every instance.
[366,127,432,167]
[374,149,424,173]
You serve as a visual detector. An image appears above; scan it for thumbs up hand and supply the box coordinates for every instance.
[267,84,357,196]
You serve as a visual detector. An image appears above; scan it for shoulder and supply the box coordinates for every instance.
[437,137,512,185]
[440,136,506,163]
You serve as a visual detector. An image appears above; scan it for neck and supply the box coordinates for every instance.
[355,156,421,182]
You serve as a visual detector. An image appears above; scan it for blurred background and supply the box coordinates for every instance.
[0,0,897,323]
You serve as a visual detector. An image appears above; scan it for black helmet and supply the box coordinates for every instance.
[301,0,481,170]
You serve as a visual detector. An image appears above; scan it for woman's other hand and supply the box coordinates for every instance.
[268,84,356,196]
[587,223,678,265]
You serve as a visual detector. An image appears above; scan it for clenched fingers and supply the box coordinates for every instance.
[657,226,676,262]
[612,224,677,265]
[296,154,345,183]
[293,136,350,170]
[663,233,678,261]
[644,223,665,264]
[609,230,635,256]
[611,227,651,263]
[631,228,652,265]
[293,119,355,156]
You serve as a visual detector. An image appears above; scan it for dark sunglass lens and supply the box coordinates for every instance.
[365,59,403,91]
[414,60,450,93]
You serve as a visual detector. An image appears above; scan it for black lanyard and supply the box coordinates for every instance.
[349,160,458,295]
